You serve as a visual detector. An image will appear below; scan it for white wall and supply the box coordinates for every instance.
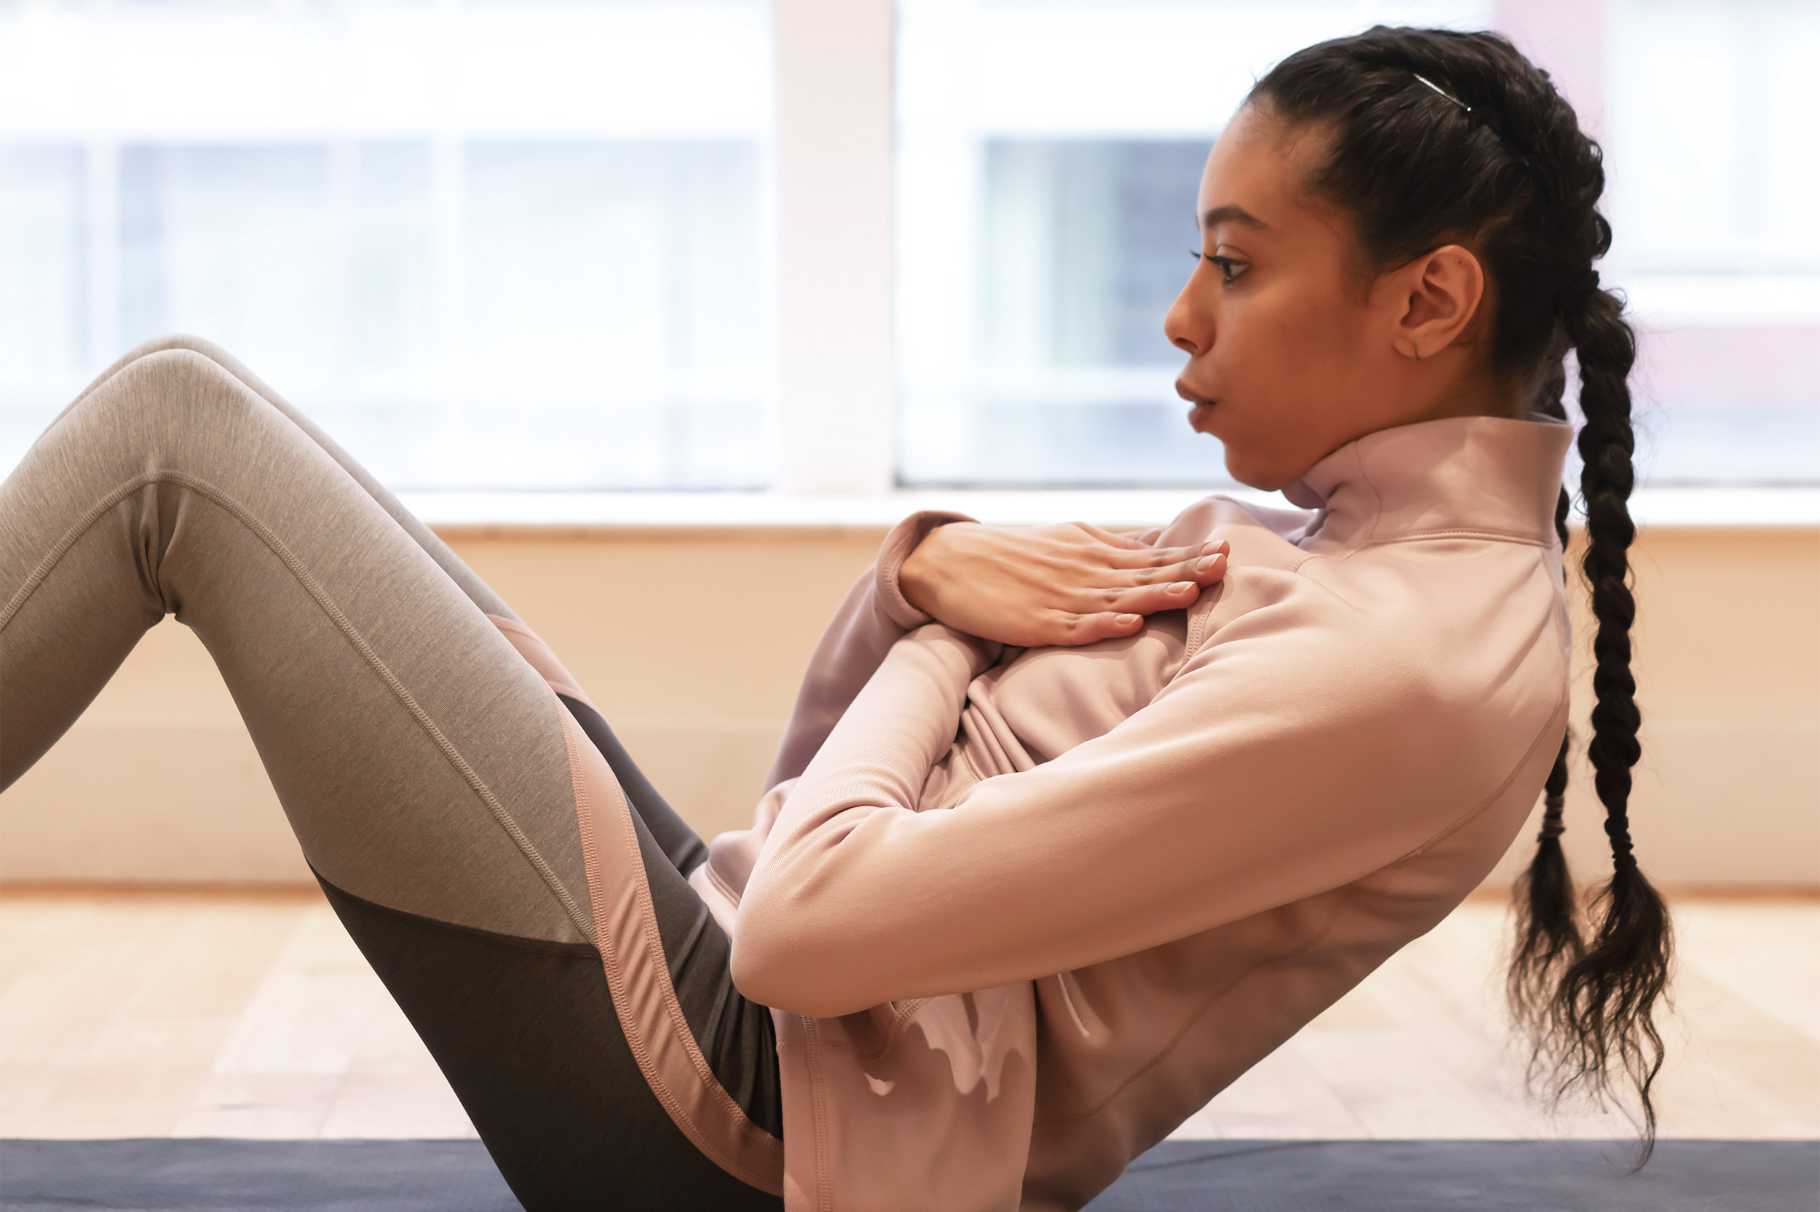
[1,522,1814,893]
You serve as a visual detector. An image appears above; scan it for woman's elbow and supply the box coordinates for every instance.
[730,917,857,1018]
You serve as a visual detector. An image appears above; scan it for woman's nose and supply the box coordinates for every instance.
[1163,293,1207,357]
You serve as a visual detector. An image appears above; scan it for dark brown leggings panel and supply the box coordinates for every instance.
[559,689,711,879]
[555,688,784,1143]
[310,863,785,1212]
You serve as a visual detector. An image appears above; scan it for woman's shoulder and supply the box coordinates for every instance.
[1150,491,1320,549]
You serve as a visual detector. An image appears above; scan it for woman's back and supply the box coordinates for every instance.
[694,408,1577,1211]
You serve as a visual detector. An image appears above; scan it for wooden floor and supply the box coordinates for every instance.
[0,889,1813,1141]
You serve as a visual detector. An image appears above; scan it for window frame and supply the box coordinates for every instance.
[9,0,1817,528]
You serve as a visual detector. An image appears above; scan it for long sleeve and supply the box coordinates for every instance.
[730,586,1464,1020]
[758,508,980,797]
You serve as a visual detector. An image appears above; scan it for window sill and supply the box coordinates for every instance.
[402,485,1820,537]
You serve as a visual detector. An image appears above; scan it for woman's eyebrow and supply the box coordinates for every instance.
[1197,203,1272,232]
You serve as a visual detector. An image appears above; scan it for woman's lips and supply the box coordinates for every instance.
[1187,400,1218,430]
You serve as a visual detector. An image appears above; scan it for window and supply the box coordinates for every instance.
[0,0,774,492]
[894,0,1820,491]
[1,0,1812,516]
[1597,0,1820,483]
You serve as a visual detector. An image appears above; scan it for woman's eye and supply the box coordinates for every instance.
[1188,250,1244,286]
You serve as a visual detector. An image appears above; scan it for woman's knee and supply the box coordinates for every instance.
[69,345,291,474]
[56,332,239,426]
[113,331,230,370]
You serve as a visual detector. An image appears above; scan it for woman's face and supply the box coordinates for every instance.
[1165,102,1514,493]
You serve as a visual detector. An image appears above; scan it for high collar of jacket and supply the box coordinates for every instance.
[1280,408,1577,548]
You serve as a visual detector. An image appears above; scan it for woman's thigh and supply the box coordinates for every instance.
[0,339,784,1210]
[41,332,717,880]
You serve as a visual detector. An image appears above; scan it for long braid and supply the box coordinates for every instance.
[1538,243,1675,1173]
[1496,77,1675,1175]
[1507,366,1586,1044]
[1248,23,1678,1172]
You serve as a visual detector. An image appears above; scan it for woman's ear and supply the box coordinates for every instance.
[1390,243,1487,360]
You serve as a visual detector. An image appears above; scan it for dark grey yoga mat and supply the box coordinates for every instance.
[0,1138,1813,1211]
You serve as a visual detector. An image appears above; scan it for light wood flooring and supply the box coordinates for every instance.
[0,889,1813,1141]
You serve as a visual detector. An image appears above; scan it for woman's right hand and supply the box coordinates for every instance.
[899,521,1230,649]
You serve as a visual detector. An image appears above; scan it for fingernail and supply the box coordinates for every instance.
[1171,581,1195,593]
[1195,554,1225,573]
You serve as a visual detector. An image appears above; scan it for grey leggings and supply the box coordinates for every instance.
[0,334,786,1211]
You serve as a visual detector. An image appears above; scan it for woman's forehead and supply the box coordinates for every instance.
[1199,125,1296,233]
[1198,120,1347,253]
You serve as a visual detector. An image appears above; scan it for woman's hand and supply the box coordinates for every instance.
[900,521,1229,649]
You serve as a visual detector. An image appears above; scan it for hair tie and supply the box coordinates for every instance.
[1537,791,1566,842]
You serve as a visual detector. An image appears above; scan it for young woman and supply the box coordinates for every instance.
[0,22,1671,1212]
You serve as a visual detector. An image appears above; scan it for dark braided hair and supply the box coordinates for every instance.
[1242,26,1675,1171]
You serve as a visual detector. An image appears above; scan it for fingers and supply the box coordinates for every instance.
[1066,555,1228,642]
[1105,537,1228,568]
[1187,550,1228,580]
[1122,547,1228,611]
[1080,521,1230,567]
[1080,522,1149,548]
[1107,611,1147,636]
[1065,527,1233,646]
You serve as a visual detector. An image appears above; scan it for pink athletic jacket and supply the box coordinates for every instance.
[686,409,1577,1211]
